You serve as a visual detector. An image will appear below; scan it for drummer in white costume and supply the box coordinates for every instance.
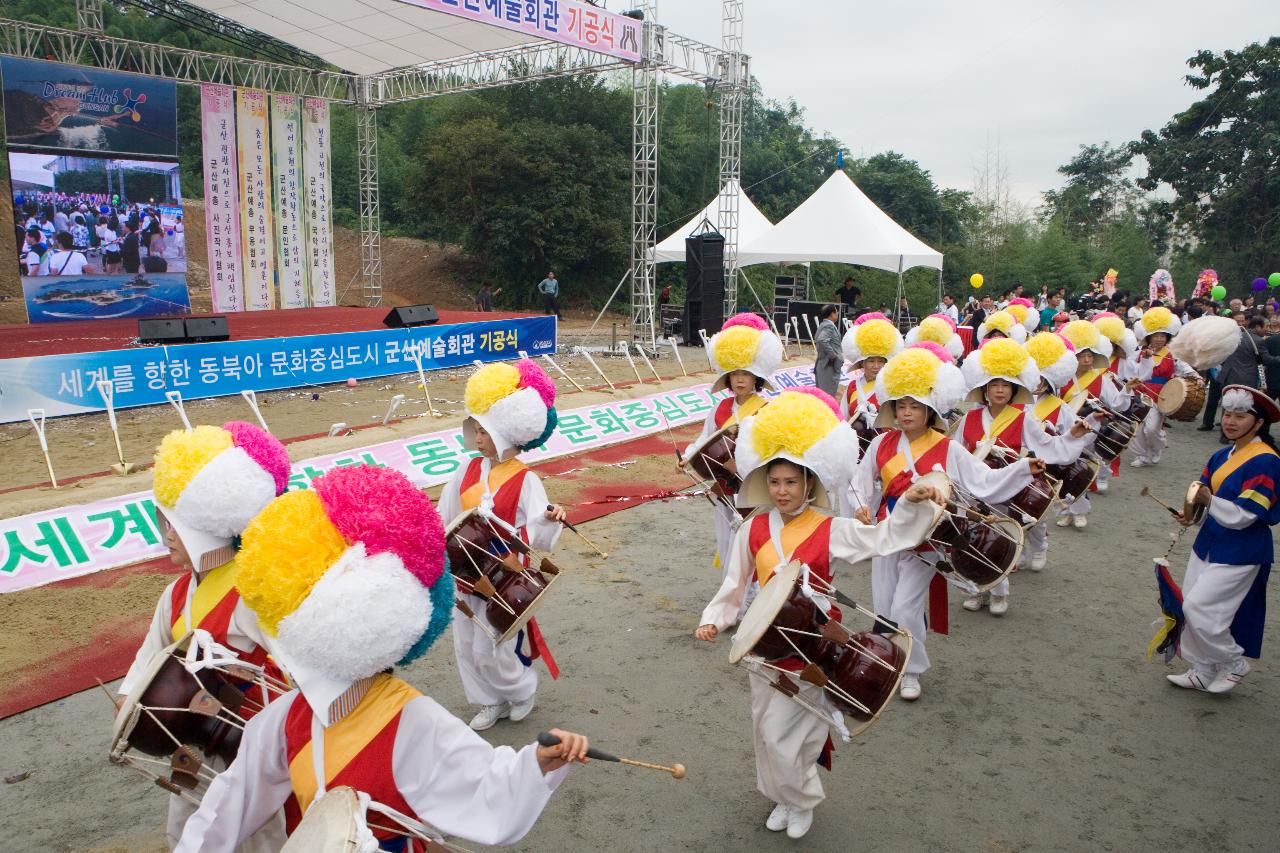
[694,389,942,839]
[837,312,903,422]
[1092,311,1142,492]
[680,313,783,573]
[956,338,1095,614]
[175,465,592,852]
[1128,306,1199,468]
[438,359,566,732]
[850,348,1039,700]
[118,422,290,852]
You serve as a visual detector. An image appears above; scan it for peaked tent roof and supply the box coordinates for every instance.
[737,170,943,271]
[650,180,774,263]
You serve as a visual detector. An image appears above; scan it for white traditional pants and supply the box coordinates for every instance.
[712,499,739,577]
[872,550,938,675]
[1179,554,1261,672]
[1025,521,1048,561]
[749,671,830,811]
[452,594,537,706]
[1060,492,1091,518]
[1129,407,1166,464]
[166,751,285,851]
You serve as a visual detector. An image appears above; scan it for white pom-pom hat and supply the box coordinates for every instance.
[960,338,1040,405]
[873,347,968,428]
[841,312,904,366]
[734,390,859,509]
[707,313,783,393]
[904,314,964,361]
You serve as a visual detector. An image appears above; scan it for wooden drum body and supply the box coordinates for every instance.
[1157,377,1207,422]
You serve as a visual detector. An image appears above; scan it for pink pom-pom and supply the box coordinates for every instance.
[1093,311,1119,321]
[314,466,445,588]
[926,312,957,331]
[853,311,891,326]
[722,312,768,331]
[224,421,290,497]
[792,386,840,417]
[1008,297,1034,310]
[1056,333,1076,351]
[515,358,556,408]
[909,341,953,363]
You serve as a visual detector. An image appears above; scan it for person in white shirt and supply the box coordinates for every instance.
[21,229,49,276]
[47,232,94,276]
[1127,297,1148,325]
[936,293,960,323]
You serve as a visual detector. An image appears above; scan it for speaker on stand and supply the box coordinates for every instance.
[682,231,725,345]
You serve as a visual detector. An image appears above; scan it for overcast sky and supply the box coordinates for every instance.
[648,1,1278,207]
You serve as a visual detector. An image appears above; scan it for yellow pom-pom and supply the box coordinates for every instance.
[854,319,897,358]
[984,311,1015,333]
[1142,307,1174,334]
[712,325,761,372]
[153,425,233,508]
[1094,315,1125,343]
[1061,319,1100,351]
[1026,332,1068,370]
[236,490,348,635]
[465,363,521,415]
[749,391,837,461]
[917,316,954,344]
[978,337,1029,378]
[881,348,941,400]
[1007,303,1030,324]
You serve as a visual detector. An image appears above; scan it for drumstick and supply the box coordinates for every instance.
[1139,486,1180,517]
[536,732,686,780]
[548,504,608,558]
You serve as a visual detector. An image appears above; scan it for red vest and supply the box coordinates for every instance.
[874,430,951,518]
[959,406,1025,454]
[459,457,529,532]
[746,513,837,671]
[1139,352,1175,400]
[714,397,735,429]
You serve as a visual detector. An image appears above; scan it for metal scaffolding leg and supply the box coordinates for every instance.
[629,4,660,347]
[76,0,103,34]
[357,104,383,308]
[718,0,744,319]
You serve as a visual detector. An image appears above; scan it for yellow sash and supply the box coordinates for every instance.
[1152,348,1170,367]
[288,675,422,815]
[1210,440,1279,494]
[460,458,528,511]
[725,394,767,428]
[752,508,827,586]
[1064,368,1107,403]
[985,405,1022,446]
[1033,395,1063,424]
[171,559,238,642]
[880,429,948,493]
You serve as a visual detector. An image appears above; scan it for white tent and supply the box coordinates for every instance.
[650,180,774,263]
[737,170,943,272]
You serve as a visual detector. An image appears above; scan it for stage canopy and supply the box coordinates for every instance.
[189,0,547,74]
[737,170,943,272]
[650,180,773,263]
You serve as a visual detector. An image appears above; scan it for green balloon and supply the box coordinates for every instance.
[1211,284,1227,300]
[1270,272,1280,288]
[1222,307,1233,315]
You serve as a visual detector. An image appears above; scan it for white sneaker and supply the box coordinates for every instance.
[1056,515,1073,528]
[1030,551,1047,572]
[1166,669,1214,692]
[509,694,536,722]
[1095,480,1109,493]
[786,808,814,839]
[989,595,1009,616]
[766,803,790,832]
[1208,658,1251,694]
[1130,458,1148,468]
[962,593,988,612]
[1073,514,1088,529]
[899,674,921,701]
[468,703,510,731]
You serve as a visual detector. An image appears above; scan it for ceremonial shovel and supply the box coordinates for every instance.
[96,380,139,475]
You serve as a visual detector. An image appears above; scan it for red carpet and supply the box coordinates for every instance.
[0,424,698,719]
[0,305,534,358]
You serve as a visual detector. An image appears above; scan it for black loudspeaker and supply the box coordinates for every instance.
[787,300,831,342]
[185,316,229,342]
[683,233,725,345]
[138,317,187,344]
[383,304,439,328]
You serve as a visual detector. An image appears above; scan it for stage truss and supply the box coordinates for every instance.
[0,1,748,345]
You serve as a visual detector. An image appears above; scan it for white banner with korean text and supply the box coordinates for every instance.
[236,88,274,311]
[271,94,308,309]
[302,98,335,307]
[199,84,243,313]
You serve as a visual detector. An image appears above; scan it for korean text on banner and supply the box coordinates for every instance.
[271,94,308,309]
[200,84,244,313]
[0,315,558,423]
[302,98,335,307]
[236,89,274,311]
[392,0,642,62]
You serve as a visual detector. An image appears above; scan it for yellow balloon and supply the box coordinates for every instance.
[970,273,984,288]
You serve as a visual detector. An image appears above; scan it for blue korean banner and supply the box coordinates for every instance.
[0,316,557,423]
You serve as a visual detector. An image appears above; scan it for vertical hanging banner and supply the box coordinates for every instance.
[200,84,244,313]
[236,89,274,311]
[270,94,308,309]
[302,98,335,307]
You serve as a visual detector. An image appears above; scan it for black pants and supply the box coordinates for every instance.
[542,293,561,319]
[1201,378,1222,428]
